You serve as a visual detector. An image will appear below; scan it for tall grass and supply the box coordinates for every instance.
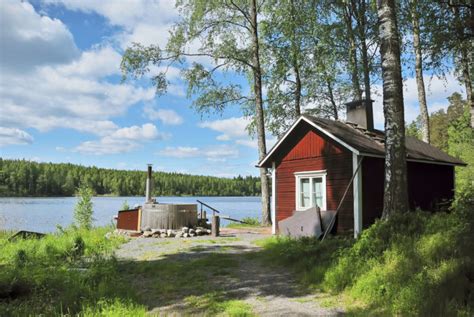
[259,197,474,315]
[0,226,145,316]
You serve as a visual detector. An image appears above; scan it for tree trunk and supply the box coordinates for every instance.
[450,1,474,128]
[343,5,363,100]
[355,0,372,102]
[377,0,409,218]
[411,0,430,143]
[290,0,302,117]
[250,0,271,226]
[326,79,339,120]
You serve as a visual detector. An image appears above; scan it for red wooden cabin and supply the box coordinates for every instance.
[258,100,465,237]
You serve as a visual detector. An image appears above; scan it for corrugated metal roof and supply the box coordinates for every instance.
[258,115,466,167]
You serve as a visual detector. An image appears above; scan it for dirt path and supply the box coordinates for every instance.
[115,228,345,316]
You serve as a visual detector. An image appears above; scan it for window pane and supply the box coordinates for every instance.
[300,178,310,207]
[312,178,323,208]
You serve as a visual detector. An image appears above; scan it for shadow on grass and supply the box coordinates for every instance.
[116,244,312,314]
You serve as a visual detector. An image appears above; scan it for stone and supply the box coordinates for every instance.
[175,232,183,238]
[167,230,175,237]
[143,231,153,238]
[206,229,212,235]
[160,233,167,238]
[183,233,189,238]
[151,229,160,234]
[195,229,203,236]
[182,227,189,233]
[189,233,196,237]
[143,226,151,232]
[189,228,196,235]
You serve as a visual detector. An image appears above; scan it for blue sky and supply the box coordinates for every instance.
[0,0,465,177]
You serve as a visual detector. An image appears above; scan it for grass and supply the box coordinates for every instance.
[185,292,255,316]
[226,216,262,229]
[257,196,474,316]
[0,226,144,316]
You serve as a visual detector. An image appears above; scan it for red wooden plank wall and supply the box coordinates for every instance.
[116,209,139,231]
[275,128,354,233]
[362,157,455,228]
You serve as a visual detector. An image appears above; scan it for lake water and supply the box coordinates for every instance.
[0,196,262,233]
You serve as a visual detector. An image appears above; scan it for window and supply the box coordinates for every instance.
[295,171,327,211]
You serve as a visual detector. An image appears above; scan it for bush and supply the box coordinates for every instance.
[260,197,474,315]
[0,227,135,316]
[323,198,474,315]
[74,185,94,229]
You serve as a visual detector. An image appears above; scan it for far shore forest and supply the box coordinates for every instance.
[0,159,260,197]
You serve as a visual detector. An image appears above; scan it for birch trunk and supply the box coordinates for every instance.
[356,0,371,102]
[411,0,430,143]
[344,5,363,100]
[377,0,409,218]
[290,0,302,117]
[250,0,271,226]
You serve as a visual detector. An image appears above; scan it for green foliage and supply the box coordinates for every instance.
[227,216,261,228]
[260,198,474,315]
[185,292,255,316]
[0,159,260,197]
[0,227,134,316]
[74,185,94,230]
[121,200,131,210]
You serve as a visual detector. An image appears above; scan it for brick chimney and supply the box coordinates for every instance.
[345,99,374,131]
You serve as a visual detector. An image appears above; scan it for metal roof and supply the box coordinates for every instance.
[258,115,466,167]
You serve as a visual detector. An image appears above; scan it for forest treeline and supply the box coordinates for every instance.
[0,159,260,197]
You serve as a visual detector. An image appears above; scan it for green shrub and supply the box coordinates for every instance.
[74,184,94,229]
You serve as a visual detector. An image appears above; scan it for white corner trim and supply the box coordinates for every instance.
[257,116,359,167]
[271,161,277,235]
[353,153,363,238]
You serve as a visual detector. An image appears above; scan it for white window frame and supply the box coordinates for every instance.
[294,170,327,211]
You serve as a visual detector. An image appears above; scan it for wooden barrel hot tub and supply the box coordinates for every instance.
[140,203,198,230]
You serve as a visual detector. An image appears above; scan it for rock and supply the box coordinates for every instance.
[182,227,189,233]
[151,229,160,234]
[175,232,183,238]
[159,233,166,238]
[183,233,189,238]
[152,233,160,238]
[143,226,151,232]
[143,231,153,238]
[189,228,196,235]
[189,233,196,237]
[206,229,212,235]
[167,229,173,236]
[167,230,175,237]
[195,229,203,236]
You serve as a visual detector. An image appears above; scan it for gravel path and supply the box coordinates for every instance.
[115,228,345,316]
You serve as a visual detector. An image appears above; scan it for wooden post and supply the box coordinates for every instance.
[211,215,220,237]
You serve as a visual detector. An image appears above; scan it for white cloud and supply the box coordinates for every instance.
[198,116,276,149]
[0,0,79,72]
[144,106,183,125]
[0,127,33,146]
[75,123,168,155]
[55,45,122,78]
[159,146,200,158]
[159,145,238,161]
[371,73,464,129]
[199,116,250,139]
[0,3,156,137]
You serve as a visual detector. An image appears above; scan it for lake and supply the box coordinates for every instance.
[0,196,262,233]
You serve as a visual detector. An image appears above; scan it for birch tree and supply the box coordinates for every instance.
[121,0,272,225]
[409,0,430,143]
[377,0,409,217]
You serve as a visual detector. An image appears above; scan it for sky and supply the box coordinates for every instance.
[0,0,465,177]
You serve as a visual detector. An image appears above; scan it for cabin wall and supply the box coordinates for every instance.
[116,209,139,231]
[362,157,456,227]
[275,126,354,233]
